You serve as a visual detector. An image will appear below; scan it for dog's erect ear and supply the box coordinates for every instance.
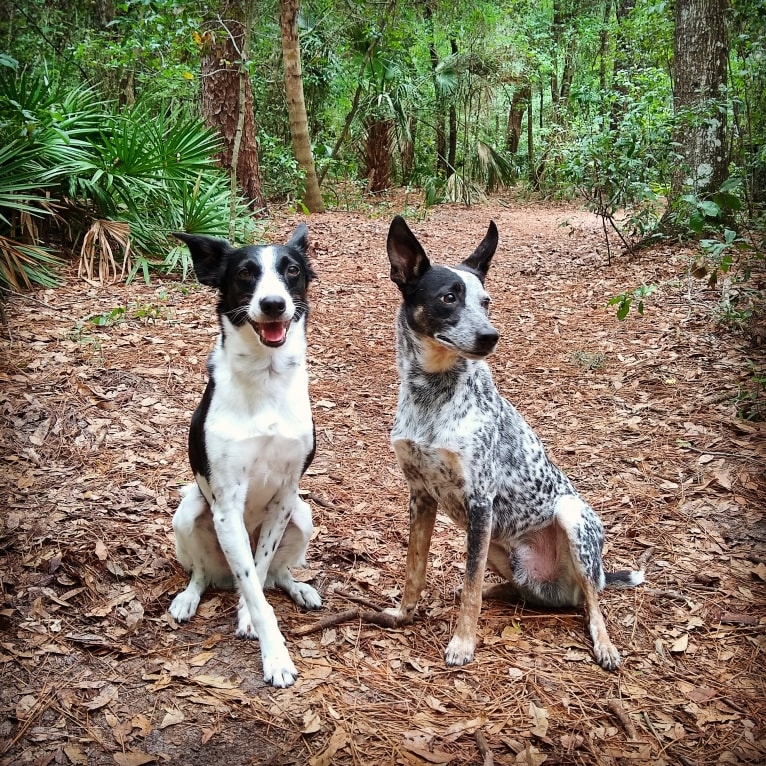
[387,215,431,291]
[284,222,317,282]
[461,220,498,282]
[286,222,309,254]
[172,233,233,288]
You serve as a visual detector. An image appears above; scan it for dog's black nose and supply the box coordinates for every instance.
[475,329,499,352]
[260,296,287,317]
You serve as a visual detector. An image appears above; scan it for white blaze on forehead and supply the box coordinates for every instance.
[250,246,295,318]
[446,266,489,307]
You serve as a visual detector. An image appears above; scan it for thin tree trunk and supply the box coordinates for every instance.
[666,0,729,212]
[229,16,250,241]
[317,35,379,185]
[279,0,324,213]
[200,8,266,213]
[528,87,535,185]
[448,37,458,172]
[506,85,530,154]
[610,0,637,128]
[598,0,610,96]
[425,4,448,176]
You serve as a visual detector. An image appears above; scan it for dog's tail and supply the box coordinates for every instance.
[605,569,645,589]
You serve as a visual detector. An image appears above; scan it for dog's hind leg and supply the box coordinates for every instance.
[383,489,437,625]
[555,495,622,670]
[170,483,215,622]
[445,497,493,666]
[266,498,322,610]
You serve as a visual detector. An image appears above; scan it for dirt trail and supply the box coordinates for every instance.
[1,199,764,764]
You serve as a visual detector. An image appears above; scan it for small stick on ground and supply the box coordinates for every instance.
[292,608,401,637]
[608,699,638,740]
[332,588,388,612]
[305,492,336,509]
[475,730,494,766]
[637,547,654,571]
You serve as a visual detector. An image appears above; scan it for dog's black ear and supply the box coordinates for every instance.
[172,233,233,288]
[461,220,498,282]
[284,222,316,281]
[286,222,309,254]
[387,215,430,291]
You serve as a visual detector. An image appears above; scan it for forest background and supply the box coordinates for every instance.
[0,0,763,309]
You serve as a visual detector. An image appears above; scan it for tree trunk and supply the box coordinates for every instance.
[506,85,530,154]
[201,9,266,213]
[668,0,729,205]
[363,118,393,193]
[279,0,325,213]
[317,34,379,185]
[447,37,458,172]
[425,5,448,176]
[550,0,579,124]
[400,116,416,184]
[610,0,637,129]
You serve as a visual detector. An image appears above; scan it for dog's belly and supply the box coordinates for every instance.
[393,438,470,527]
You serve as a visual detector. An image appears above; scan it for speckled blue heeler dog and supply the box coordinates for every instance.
[382,215,643,670]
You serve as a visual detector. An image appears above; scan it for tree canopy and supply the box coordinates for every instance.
[0,0,763,290]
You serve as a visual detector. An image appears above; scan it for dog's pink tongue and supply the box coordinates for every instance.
[261,322,286,343]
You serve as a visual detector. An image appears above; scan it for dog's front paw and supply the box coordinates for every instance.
[262,647,298,688]
[292,582,322,610]
[236,601,260,639]
[169,590,200,622]
[593,639,621,671]
[444,634,475,666]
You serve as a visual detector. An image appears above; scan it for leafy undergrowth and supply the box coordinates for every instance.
[1,199,764,765]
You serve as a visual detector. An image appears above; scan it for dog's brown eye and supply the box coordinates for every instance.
[481,298,490,311]
[237,268,251,281]
[286,264,300,277]
[442,292,456,304]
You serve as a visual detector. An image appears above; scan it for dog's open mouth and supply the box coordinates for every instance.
[250,320,291,347]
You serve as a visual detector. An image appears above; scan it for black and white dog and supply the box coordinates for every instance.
[169,225,321,688]
[383,216,643,670]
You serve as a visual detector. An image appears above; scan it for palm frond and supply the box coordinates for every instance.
[78,219,132,284]
[0,235,61,292]
[475,140,518,190]
[446,173,487,205]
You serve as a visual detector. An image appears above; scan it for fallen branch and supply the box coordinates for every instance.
[292,608,401,637]
[607,699,638,741]
[305,492,336,509]
[475,729,494,766]
[332,587,388,611]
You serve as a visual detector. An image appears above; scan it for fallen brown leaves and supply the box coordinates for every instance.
[1,197,764,764]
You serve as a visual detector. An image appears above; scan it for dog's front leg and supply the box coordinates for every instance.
[212,502,297,688]
[251,489,297,585]
[383,489,437,626]
[445,498,492,666]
